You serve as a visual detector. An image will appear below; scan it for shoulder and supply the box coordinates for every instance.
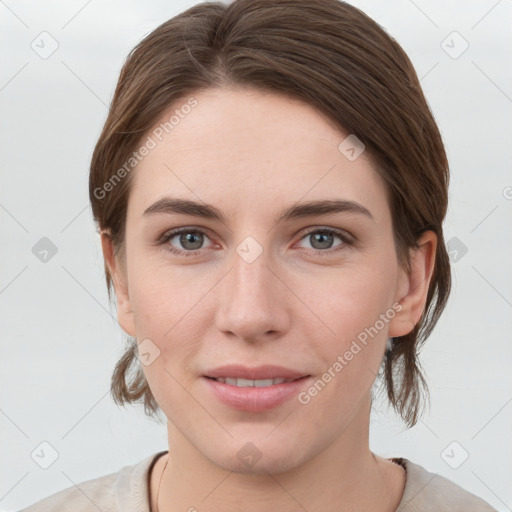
[393,457,498,512]
[18,451,166,512]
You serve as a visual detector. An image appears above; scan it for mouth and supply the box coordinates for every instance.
[202,365,311,412]
[204,364,308,381]
[205,376,306,387]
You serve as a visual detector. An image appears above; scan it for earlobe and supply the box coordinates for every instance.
[388,231,437,339]
[100,230,136,337]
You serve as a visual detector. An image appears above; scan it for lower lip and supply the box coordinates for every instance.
[202,376,311,412]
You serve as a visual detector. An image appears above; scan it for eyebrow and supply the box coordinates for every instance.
[143,197,374,223]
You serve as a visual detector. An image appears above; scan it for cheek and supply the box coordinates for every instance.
[297,275,392,417]
[127,252,208,334]
[306,263,396,340]
[128,267,207,410]
[298,261,397,396]
[126,261,214,383]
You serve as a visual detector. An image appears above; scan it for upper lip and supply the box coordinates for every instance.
[204,365,308,380]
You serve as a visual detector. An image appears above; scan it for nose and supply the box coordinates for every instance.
[214,245,292,343]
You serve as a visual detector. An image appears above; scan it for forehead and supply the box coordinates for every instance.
[128,87,390,223]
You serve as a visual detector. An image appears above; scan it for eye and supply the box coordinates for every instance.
[296,228,351,254]
[158,226,352,258]
[159,228,214,256]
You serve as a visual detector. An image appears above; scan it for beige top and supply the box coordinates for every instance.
[19,451,497,511]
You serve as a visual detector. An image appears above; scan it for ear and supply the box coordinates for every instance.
[388,230,437,338]
[100,230,136,337]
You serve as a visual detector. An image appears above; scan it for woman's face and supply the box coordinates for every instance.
[106,86,431,474]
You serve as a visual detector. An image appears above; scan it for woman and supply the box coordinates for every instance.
[21,0,497,510]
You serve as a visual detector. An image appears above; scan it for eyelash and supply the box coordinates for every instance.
[157,227,353,258]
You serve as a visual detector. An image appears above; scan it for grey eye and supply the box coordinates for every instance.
[308,232,335,250]
[171,231,205,251]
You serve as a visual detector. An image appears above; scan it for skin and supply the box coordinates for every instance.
[102,86,437,512]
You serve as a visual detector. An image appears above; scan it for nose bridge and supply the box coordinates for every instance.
[214,238,290,339]
[234,244,271,297]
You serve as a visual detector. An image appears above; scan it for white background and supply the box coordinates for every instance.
[1,0,511,510]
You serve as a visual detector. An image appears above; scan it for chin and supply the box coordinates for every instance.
[203,438,308,476]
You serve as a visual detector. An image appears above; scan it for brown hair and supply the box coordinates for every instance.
[89,0,451,427]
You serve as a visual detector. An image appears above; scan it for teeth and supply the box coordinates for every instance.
[215,377,289,387]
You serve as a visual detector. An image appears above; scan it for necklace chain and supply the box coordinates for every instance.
[155,456,169,512]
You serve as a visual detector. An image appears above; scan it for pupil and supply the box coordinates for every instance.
[177,231,333,251]
[181,232,203,250]
[312,232,332,249]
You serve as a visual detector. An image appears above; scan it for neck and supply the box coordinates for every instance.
[152,397,405,512]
